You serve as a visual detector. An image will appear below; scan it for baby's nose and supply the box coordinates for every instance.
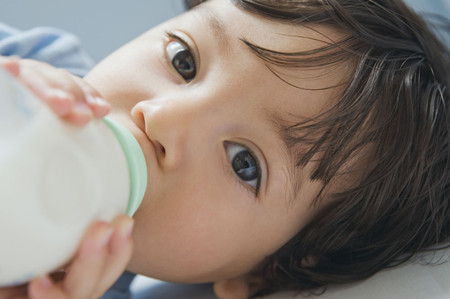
[131,99,194,171]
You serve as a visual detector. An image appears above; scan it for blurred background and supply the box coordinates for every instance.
[0,0,186,62]
[0,0,449,63]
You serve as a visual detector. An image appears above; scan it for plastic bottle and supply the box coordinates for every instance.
[0,67,147,287]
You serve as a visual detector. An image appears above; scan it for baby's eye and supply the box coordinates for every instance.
[224,142,261,193]
[166,39,197,82]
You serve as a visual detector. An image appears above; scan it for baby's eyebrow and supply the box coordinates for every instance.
[264,110,304,202]
[195,7,232,57]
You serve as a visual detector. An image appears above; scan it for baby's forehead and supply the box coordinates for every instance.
[195,3,352,90]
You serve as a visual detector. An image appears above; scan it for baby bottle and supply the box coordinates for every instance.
[0,67,147,286]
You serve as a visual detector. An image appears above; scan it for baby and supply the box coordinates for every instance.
[1,0,449,298]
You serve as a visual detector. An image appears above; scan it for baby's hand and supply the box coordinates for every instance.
[0,56,110,126]
[0,215,134,299]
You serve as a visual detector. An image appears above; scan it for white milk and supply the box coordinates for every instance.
[0,68,147,286]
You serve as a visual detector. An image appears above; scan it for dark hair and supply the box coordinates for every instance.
[186,0,450,296]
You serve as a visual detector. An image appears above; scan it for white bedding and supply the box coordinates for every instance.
[130,250,450,298]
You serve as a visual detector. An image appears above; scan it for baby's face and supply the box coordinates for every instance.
[85,0,346,284]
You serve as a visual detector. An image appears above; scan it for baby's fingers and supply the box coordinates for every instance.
[18,60,109,126]
[64,222,115,298]
[28,222,114,299]
[70,74,110,119]
[96,215,134,293]
[0,55,20,77]
[28,216,133,299]
[28,276,67,299]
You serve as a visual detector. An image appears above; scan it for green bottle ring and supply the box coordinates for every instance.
[103,117,147,216]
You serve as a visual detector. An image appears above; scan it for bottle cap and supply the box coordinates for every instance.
[103,117,147,216]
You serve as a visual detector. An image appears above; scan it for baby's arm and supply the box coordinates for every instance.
[0,56,134,299]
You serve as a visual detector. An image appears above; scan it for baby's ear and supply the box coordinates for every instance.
[213,275,250,299]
